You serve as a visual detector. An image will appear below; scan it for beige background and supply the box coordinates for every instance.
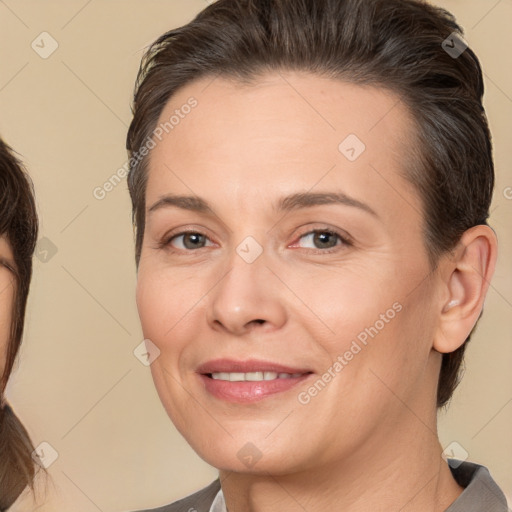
[0,1,510,510]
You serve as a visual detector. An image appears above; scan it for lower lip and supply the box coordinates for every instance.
[199,373,312,403]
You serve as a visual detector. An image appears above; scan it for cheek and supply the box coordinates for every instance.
[136,271,176,341]
[0,279,14,380]
[302,266,433,393]
[292,265,400,348]
[136,270,193,420]
[135,266,204,349]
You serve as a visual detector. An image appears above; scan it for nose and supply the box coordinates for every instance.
[206,249,287,336]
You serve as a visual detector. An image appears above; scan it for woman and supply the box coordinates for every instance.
[0,137,41,510]
[126,0,507,510]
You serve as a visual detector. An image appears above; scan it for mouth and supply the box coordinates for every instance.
[209,371,305,381]
[196,359,314,403]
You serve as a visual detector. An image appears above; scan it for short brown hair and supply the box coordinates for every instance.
[0,137,39,508]
[126,0,494,408]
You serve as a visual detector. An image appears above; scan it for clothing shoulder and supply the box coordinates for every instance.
[447,461,510,512]
[129,479,221,512]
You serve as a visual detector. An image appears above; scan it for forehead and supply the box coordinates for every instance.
[154,70,414,137]
[145,71,421,223]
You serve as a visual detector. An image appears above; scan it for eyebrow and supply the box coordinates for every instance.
[148,191,378,218]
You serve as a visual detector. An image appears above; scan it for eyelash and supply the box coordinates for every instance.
[159,227,353,255]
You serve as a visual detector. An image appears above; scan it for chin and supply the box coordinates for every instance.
[185,434,310,476]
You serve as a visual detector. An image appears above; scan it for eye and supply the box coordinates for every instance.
[293,229,352,252]
[159,227,352,254]
[164,231,214,251]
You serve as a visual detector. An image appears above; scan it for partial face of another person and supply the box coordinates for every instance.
[136,72,448,474]
[0,236,15,380]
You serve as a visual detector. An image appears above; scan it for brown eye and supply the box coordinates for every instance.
[169,232,210,250]
[297,230,348,250]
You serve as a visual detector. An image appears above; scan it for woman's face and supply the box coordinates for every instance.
[0,236,15,381]
[136,72,446,474]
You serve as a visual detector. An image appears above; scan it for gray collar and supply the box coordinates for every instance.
[209,461,509,512]
[445,460,510,511]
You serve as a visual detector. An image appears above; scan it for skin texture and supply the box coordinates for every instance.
[0,236,15,382]
[135,71,497,511]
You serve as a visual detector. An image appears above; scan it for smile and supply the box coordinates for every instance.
[196,359,313,403]
[210,371,304,381]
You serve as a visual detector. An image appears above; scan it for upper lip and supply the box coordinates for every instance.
[197,358,313,375]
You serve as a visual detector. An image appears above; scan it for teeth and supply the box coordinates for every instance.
[212,372,230,381]
[246,372,264,381]
[211,371,302,381]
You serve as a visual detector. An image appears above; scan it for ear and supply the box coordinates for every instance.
[433,225,498,354]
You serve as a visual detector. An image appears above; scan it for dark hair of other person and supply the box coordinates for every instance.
[0,138,40,510]
[126,0,493,409]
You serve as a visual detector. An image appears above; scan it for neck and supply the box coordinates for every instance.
[219,416,463,512]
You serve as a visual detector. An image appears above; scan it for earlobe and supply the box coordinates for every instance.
[433,225,497,354]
